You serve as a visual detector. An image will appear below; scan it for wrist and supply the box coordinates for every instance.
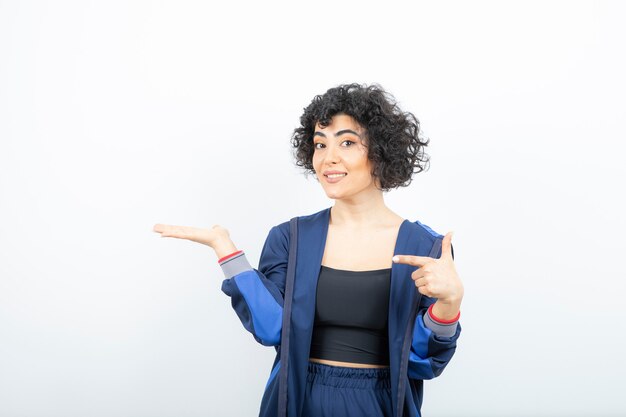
[429,303,460,323]
[213,238,238,260]
[438,294,463,305]
[439,284,464,305]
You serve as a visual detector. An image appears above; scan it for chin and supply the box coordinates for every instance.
[322,189,341,199]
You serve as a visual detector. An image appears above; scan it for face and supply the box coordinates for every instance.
[312,114,380,200]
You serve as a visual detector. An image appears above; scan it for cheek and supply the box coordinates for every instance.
[311,153,318,168]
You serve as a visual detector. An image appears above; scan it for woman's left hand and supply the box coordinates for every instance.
[392,232,464,303]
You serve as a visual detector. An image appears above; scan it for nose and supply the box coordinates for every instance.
[324,143,340,165]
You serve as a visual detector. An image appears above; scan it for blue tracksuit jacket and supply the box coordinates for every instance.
[220,206,461,417]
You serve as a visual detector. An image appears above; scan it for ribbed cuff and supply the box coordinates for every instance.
[218,250,253,279]
[218,250,243,264]
[427,303,460,323]
[423,304,459,337]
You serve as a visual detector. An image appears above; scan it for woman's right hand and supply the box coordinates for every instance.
[153,223,235,255]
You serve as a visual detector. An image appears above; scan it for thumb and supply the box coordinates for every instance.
[441,231,453,259]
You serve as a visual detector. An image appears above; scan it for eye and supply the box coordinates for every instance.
[313,140,355,149]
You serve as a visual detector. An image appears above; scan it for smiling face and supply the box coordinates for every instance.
[312,113,381,200]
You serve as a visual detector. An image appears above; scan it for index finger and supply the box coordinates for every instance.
[391,254,433,267]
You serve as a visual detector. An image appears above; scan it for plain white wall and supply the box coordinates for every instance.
[1,1,625,416]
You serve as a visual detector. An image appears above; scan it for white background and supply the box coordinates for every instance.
[1,1,625,416]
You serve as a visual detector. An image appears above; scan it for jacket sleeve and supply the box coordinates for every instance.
[219,224,289,347]
[407,243,462,380]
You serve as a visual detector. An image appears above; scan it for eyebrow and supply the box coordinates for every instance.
[313,129,362,139]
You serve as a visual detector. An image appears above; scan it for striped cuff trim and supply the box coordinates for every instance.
[219,251,253,279]
[424,309,458,338]
[427,303,460,324]
[218,250,243,264]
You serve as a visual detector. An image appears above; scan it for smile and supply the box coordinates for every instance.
[324,173,347,183]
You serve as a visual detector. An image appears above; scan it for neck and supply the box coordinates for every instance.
[329,190,396,228]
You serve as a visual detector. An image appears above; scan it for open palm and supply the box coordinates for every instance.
[152,223,229,248]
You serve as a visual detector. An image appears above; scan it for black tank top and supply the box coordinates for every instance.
[309,265,391,366]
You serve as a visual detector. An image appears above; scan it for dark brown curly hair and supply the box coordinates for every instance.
[291,83,430,192]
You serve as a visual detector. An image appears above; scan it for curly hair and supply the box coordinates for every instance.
[291,83,430,192]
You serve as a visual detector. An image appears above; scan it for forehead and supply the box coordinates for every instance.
[314,114,363,132]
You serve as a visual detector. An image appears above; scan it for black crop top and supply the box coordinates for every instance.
[309,265,391,366]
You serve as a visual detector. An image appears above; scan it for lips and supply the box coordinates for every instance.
[323,170,347,176]
[323,172,347,183]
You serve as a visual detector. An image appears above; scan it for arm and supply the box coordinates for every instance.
[407,242,462,380]
[407,296,461,380]
[219,224,289,347]
[152,221,286,346]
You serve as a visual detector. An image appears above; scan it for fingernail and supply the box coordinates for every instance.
[392,256,399,262]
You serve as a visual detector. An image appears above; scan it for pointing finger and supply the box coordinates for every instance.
[392,254,433,267]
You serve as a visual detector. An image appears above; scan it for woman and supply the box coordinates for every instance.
[153,83,463,417]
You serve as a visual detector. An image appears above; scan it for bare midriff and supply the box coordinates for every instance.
[309,357,389,369]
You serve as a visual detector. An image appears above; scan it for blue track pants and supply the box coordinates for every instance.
[301,361,393,417]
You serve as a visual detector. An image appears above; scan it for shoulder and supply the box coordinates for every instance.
[408,218,455,259]
[405,218,445,249]
[273,206,329,233]
[267,206,330,246]
[412,218,444,240]
[265,207,327,245]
